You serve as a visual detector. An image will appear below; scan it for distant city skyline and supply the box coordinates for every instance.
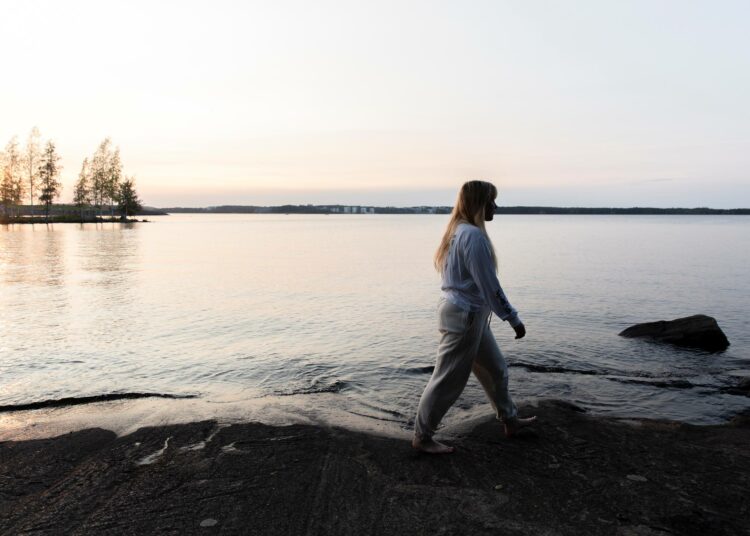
[2,1,749,208]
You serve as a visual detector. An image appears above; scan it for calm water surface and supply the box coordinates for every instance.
[1,214,749,433]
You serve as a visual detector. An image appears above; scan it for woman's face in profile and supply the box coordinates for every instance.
[485,198,497,221]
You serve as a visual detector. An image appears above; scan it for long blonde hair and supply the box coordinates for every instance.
[434,180,498,273]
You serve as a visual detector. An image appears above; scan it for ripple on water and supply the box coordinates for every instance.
[2,215,749,426]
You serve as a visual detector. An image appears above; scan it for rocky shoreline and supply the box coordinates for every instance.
[1,400,749,535]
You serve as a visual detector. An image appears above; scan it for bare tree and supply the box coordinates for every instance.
[73,157,92,221]
[38,141,62,222]
[23,127,41,219]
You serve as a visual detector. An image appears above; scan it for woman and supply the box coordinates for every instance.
[413,180,536,454]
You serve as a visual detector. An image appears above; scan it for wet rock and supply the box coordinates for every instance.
[2,403,750,535]
[550,399,588,413]
[619,315,730,352]
[729,408,750,427]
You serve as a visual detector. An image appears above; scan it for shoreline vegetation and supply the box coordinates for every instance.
[157,204,750,215]
[5,204,750,224]
[0,215,150,225]
[2,129,143,224]
[1,400,748,534]
[0,203,160,225]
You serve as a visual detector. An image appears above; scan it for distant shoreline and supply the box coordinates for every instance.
[155,204,750,215]
[4,205,748,223]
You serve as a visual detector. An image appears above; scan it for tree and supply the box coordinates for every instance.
[73,158,92,221]
[90,138,111,218]
[23,127,41,218]
[1,137,23,218]
[38,141,62,221]
[0,149,11,218]
[106,147,122,218]
[116,177,142,220]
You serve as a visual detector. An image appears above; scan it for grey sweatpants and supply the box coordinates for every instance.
[414,298,518,440]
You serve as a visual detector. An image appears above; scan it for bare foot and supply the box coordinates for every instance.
[503,416,537,438]
[412,436,455,454]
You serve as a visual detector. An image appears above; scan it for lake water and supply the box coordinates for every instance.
[1,214,749,438]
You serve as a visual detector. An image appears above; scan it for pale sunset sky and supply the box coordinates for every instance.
[1,1,748,207]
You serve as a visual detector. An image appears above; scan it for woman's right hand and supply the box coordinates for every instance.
[513,322,526,339]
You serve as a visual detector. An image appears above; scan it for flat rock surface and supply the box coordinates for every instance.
[1,400,749,535]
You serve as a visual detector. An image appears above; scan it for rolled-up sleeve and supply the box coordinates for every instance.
[463,230,522,327]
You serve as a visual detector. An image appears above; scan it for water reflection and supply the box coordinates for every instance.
[0,225,70,286]
[75,223,143,341]
[43,226,66,287]
[0,225,71,393]
[1,215,749,427]
[0,222,144,409]
[80,223,139,278]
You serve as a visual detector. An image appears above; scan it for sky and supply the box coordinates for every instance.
[1,0,749,208]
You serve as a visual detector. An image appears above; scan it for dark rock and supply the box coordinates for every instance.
[729,407,750,427]
[618,315,730,352]
[2,401,750,535]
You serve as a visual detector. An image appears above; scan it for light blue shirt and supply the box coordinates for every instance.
[441,223,522,327]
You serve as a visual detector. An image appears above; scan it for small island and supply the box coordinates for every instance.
[1,129,148,224]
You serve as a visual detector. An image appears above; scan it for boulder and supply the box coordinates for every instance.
[619,314,730,352]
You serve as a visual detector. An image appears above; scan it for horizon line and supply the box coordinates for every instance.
[150,203,750,211]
